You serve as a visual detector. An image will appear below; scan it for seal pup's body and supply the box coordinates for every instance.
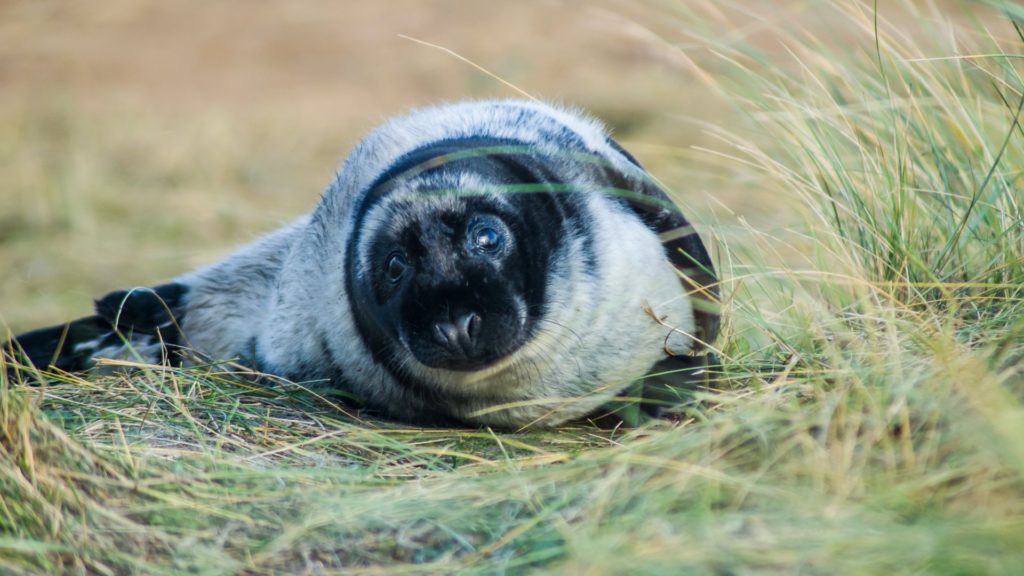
[4,100,718,428]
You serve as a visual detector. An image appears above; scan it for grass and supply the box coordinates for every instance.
[2,0,1024,573]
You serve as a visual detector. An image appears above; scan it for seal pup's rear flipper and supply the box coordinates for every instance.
[3,282,188,378]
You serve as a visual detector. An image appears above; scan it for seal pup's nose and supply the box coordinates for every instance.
[433,311,482,354]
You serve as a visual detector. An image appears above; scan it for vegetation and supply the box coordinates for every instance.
[2,1,1023,573]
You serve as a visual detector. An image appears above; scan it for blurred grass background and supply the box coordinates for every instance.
[0,0,751,332]
[2,1,1024,574]
[0,0,989,330]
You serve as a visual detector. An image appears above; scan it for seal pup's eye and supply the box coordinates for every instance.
[474,227,501,252]
[468,219,505,255]
[385,252,408,282]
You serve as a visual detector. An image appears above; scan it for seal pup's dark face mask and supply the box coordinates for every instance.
[375,202,533,371]
[346,140,563,378]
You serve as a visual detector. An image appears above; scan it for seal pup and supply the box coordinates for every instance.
[4,100,719,428]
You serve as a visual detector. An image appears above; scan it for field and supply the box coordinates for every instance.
[2,0,1024,574]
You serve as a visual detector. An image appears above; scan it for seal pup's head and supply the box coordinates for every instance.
[346,137,569,382]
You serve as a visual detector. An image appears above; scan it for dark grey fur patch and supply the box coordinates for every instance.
[603,137,720,350]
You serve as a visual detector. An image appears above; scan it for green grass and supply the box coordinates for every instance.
[3,1,1024,573]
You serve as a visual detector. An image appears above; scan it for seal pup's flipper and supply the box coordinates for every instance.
[587,353,721,428]
[4,283,188,378]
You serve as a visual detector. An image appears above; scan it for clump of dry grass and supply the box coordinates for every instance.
[2,1,1024,574]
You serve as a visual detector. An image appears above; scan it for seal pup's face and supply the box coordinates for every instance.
[358,195,536,371]
[346,144,561,381]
